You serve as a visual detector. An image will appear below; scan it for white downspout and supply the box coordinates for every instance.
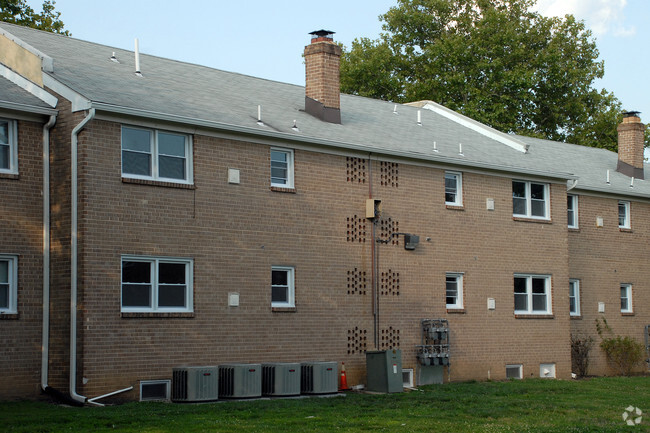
[41,114,57,391]
[70,108,95,404]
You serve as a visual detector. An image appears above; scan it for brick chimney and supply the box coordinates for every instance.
[616,112,645,179]
[304,30,341,124]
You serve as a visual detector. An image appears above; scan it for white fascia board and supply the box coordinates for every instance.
[0,101,57,117]
[409,100,529,153]
[0,64,58,107]
[42,74,91,111]
[0,27,53,72]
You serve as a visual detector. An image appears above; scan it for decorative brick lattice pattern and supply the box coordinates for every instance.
[380,270,400,296]
[380,327,400,350]
[346,157,366,184]
[379,217,399,245]
[380,161,399,187]
[347,268,367,295]
[347,327,368,355]
[346,215,367,243]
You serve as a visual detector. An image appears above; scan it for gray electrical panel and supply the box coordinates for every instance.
[365,349,403,393]
[416,319,449,385]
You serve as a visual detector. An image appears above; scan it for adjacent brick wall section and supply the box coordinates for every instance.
[569,195,650,375]
[0,119,44,398]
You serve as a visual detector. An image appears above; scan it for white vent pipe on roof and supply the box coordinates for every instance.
[134,38,142,76]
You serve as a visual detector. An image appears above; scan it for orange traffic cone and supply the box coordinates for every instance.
[339,362,349,391]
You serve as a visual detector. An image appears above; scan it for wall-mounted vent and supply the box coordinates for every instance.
[171,366,218,402]
[262,363,301,396]
[140,380,170,401]
[301,361,338,394]
[218,364,262,398]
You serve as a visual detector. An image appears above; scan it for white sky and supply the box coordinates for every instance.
[23,0,650,123]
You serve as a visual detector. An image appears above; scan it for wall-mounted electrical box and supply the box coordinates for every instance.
[404,234,419,250]
[366,199,382,219]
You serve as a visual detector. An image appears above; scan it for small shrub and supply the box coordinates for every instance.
[570,334,593,377]
[595,317,645,376]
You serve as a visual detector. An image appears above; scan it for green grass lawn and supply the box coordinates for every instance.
[2,377,649,432]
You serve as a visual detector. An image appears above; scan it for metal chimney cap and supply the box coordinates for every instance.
[309,30,335,39]
[623,111,641,118]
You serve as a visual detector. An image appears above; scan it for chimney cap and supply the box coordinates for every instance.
[309,29,335,40]
[623,111,641,118]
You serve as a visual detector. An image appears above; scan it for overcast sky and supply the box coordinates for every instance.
[24,0,650,123]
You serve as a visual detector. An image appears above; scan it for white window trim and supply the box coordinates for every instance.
[121,125,193,184]
[139,380,171,401]
[618,201,630,229]
[620,283,632,313]
[444,171,463,206]
[270,147,294,188]
[0,254,18,314]
[0,118,18,174]
[567,195,578,229]
[514,274,552,315]
[512,180,550,220]
[121,256,193,313]
[445,272,464,309]
[271,266,295,308]
[569,279,580,316]
[506,364,523,380]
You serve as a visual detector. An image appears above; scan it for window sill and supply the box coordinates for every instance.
[122,177,195,189]
[270,186,296,193]
[445,205,464,211]
[619,228,633,233]
[272,307,297,313]
[0,173,19,180]
[568,227,580,232]
[621,312,635,316]
[512,216,552,224]
[514,314,554,319]
[570,315,582,320]
[121,312,194,318]
[446,308,465,314]
[0,313,19,320]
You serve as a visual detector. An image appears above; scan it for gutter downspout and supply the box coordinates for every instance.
[41,114,57,392]
[70,108,95,404]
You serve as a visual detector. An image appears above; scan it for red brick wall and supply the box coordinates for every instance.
[70,118,572,399]
[0,118,44,398]
[569,194,650,375]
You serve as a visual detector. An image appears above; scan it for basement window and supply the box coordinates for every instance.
[506,364,522,380]
[121,125,193,184]
[0,118,18,174]
[140,380,170,401]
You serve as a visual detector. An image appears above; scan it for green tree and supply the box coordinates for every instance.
[1,0,68,35]
[341,0,644,151]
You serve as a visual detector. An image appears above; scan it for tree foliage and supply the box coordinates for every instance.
[0,0,68,35]
[341,0,645,151]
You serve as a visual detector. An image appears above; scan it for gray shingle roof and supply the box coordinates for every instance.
[1,21,648,198]
[0,75,55,113]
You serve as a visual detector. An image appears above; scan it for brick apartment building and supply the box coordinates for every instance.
[0,22,648,402]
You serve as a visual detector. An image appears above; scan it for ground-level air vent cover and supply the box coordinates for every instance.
[218,364,262,398]
[262,363,301,396]
[171,366,218,402]
[300,361,338,394]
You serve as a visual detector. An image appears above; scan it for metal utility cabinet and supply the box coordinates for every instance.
[365,349,403,393]
[416,319,450,385]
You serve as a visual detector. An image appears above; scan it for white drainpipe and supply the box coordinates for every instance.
[70,108,95,404]
[41,114,57,391]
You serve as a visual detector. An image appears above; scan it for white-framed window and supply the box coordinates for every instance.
[0,255,18,313]
[567,195,578,228]
[121,256,193,312]
[445,273,463,309]
[0,118,18,174]
[121,125,193,183]
[506,364,522,379]
[512,180,549,219]
[444,171,462,206]
[569,279,580,316]
[514,274,551,314]
[271,266,295,308]
[618,201,630,229]
[620,283,632,313]
[270,148,294,188]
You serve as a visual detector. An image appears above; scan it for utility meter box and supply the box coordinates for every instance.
[366,349,403,393]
